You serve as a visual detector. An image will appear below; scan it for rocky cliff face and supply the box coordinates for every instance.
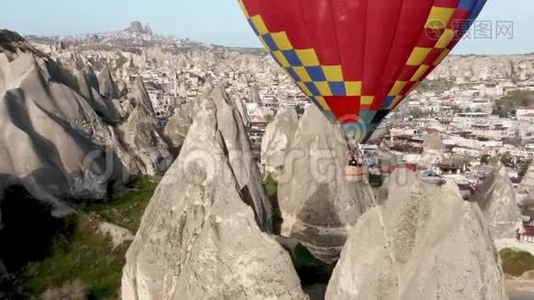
[233,95,250,127]
[98,66,119,99]
[431,54,534,82]
[121,86,307,300]
[475,161,522,239]
[73,67,121,124]
[277,105,375,263]
[519,163,534,213]
[119,78,173,175]
[261,106,298,180]
[326,170,507,300]
[521,162,534,194]
[0,88,120,200]
[164,100,194,152]
[0,30,173,203]
[210,85,272,229]
[0,47,124,200]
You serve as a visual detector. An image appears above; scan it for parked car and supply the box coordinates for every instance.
[419,170,446,186]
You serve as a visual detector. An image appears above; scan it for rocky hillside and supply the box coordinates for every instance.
[475,161,522,239]
[521,162,534,194]
[326,170,507,300]
[0,29,174,283]
[0,29,173,202]
[431,54,534,82]
[261,106,299,180]
[277,105,375,263]
[121,85,307,299]
[122,96,511,299]
[519,162,534,216]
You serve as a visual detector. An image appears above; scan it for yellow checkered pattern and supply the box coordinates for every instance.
[386,5,458,109]
[240,1,459,115]
[244,11,370,116]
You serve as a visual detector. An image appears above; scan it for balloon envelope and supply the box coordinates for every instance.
[239,0,486,142]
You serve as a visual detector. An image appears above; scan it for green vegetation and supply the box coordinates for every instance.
[368,173,384,188]
[499,248,534,277]
[24,216,127,299]
[1,176,160,299]
[519,160,532,178]
[263,114,274,122]
[418,78,455,92]
[295,104,305,116]
[80,176,160,231]
[263,174,282,234]
[114,52,129,71]
[500,152,515,168]
[291,244,336,286]
[264,174,278,199]
[493,90,534,118]
[263,175,334,287]
[0,215,126,300]
[262,175,336,285]
[410,107,431,119]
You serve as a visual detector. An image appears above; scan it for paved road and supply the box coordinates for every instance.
[507,279,534,300]
[510,292,534,300]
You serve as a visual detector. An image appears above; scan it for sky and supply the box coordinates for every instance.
[0,0,532,55]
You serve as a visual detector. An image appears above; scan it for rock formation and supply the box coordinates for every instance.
[126,21,152,35]
[421,132,446,167]
[326,170,507,300]
[277,105,375,263]
[40,281,86,300]
[122,85,306,300]
[0,29,47,61]
[234,96,250,128]
[164,100,194,152]
[210,85,272,229]
[98,66,119,99]
[431,54,534,83]
[521,162,534,194]
[0,39,126,200]
[519,162,534,214]
[0,30,174,201]
[475,161,522,239]
[0,89,119,200]
[97,221,134,249]
[261,106,298,180]
[73,67,120,124]
[119,78,173,175]
[0,258,7,279]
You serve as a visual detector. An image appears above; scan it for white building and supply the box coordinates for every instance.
[517,106,534,123]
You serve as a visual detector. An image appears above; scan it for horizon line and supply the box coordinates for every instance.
[4,21,533,57]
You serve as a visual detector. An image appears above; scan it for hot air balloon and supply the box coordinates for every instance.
[239,0,486,177]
